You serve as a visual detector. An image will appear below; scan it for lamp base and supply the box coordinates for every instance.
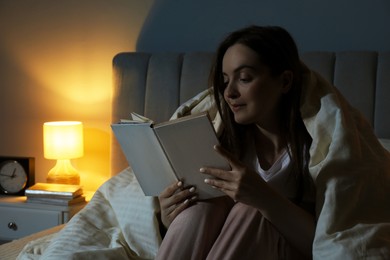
[46,159,80,185]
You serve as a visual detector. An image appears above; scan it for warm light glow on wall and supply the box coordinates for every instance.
[0,0,154,191]
[9,49,112,112]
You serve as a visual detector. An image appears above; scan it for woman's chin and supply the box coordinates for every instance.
[233,115,252,125]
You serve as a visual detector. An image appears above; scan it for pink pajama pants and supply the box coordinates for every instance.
[156,197,305,260]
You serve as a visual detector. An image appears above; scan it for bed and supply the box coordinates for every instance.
[1,51,390,259]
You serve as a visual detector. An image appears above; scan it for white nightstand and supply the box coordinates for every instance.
[0,196,86,243]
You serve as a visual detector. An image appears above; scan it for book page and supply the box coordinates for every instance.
[111,122,177,196]
[154,113,229,199]
[118,113,153,124]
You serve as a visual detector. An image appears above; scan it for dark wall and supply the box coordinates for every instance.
[136,0,390,53]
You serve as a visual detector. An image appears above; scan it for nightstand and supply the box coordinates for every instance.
[0,196,86,243]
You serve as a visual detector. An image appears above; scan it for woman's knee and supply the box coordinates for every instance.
[171,196,233,226]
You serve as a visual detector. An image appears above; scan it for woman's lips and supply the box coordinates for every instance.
[230,103,245,112]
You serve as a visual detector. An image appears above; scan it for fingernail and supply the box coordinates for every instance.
[177,181,183,187]
[204,179,210,184]
[183,199,189,204]
[189,187,196,193]
[200,168,205,173]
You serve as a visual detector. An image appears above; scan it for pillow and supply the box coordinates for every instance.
[379,138,390,152]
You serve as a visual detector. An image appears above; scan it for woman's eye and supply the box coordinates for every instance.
[239,77,251,83]
[238,72,252,83]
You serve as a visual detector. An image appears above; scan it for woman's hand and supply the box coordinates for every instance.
[200,145,267,207]
[158,181,197,229]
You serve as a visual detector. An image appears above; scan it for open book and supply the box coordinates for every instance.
[111,112,229,199]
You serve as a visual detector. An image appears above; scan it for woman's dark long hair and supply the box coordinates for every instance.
[210,25,313,204]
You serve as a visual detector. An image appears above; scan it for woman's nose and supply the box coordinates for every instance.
[224,82,239,99]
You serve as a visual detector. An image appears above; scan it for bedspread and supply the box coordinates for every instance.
[300,65,390,259]
[18,168,161,259]
[18,64,390,259]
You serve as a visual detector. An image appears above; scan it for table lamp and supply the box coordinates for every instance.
[43,121,84,185]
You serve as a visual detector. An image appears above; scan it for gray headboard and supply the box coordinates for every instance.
[111,51,390,175]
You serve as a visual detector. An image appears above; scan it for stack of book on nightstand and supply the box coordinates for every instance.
[25,183,86,206]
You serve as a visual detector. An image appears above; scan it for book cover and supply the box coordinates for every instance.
[111,112,229,199]
[25,183,83,198]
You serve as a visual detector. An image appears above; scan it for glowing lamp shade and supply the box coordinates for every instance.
[43,121,84,185]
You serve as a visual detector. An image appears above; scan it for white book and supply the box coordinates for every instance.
[25,183,83,198]
[27,195,86,206]
[111,112,229,199]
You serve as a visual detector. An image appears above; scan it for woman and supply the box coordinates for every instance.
[156,26,316,259]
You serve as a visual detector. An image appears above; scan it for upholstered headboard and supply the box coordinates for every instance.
[111,51,390,175]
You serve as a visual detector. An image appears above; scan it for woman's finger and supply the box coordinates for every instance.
[169,195,197,219]
[200,167,234,181]
[204,176,235,191]
[159,181,183,199]
[160,185,197,209]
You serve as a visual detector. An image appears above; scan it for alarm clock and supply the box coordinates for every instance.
[0,156,35,195]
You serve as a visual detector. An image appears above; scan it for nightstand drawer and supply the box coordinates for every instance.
[0,206,61,240]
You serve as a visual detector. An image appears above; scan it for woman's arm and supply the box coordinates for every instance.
[201,145,315,258]
[251,180,315,257]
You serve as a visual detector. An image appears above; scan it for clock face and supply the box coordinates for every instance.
[0,160,28,194]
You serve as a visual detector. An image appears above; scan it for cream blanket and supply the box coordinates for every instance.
[300,66,390,259]
[18,66,390,259]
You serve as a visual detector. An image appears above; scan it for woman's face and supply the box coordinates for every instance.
[222,43,291,129]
